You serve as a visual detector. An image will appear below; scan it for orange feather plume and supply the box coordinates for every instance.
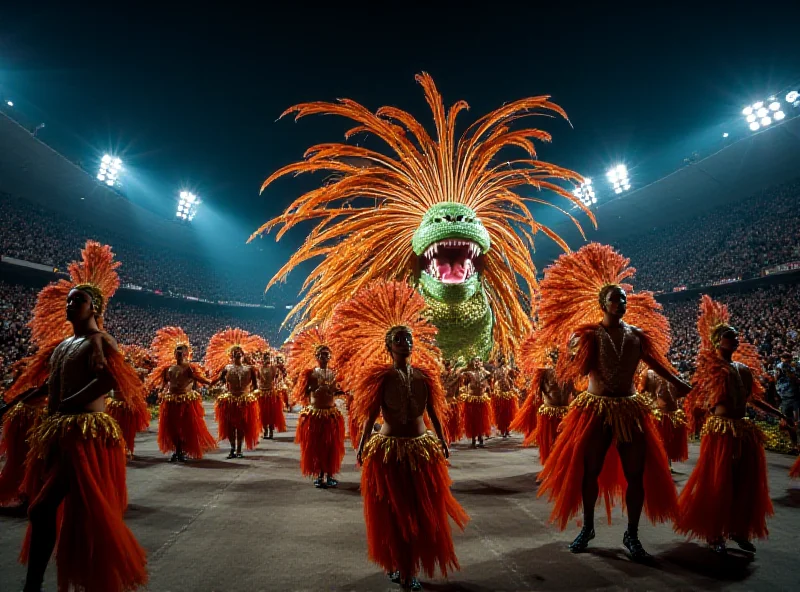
[284,324,330,406]
[145,326,204,391]
[29,241,120,346]
[121,344,150,369]
[204,328,268,377]
[251,72,595,354]
[536,243,672,374]
[328,280,445,435]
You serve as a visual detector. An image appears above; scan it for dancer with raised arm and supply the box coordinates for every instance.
[331,280,468,592]
[536,243,690,561]
[148,326,216,462]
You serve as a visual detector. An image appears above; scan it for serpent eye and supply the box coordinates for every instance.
[456,215,464,222]
[433,217,442,224]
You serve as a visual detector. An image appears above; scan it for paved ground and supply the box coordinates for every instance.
[2,403,799,592]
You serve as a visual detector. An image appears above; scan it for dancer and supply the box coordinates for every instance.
[647,369,689,464]
[147,326,216,462]
[18,241,147,592]
[533,348,572,465]
[460,357,492,448]
[331,280,468,592]
[206,328,266,459]
[255,350,287,439]
[489,353,519,438]
[274,353,292,412]
[509,332,542,447]
[677,295,790,554]
[535,243,690,560]
[286,326,346,488]
[105,376,151,457]
[442,359,464,445]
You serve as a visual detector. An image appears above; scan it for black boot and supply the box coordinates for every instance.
[569,526,595,553]
[623,530,651,561]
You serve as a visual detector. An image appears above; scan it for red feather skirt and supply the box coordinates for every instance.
[361,433,469,581]
[490,390,519,434]
[653,408,689,462]
[676,416,773,542]
[535,404,569,465]
[509,393,538,447]
[215,393,261,450]
[461,395,492,439]
[105,397,151,455]
[257,391,287,433]
[790,455,800,479]
[0,403,44,505]
[20,412,148,592]
[158,392,217,459]
[538,392,677,530]
[443,399,465,444]
[295,406,345,477]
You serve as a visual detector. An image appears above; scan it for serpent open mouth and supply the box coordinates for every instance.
[421,239,482,284]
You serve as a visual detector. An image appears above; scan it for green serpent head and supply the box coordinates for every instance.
[412,202,491,292]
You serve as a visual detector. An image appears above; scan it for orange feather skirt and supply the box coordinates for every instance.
[158,391,217,459]
[535,404,569,465]
[0,402,44,506]
[295,406,346,477]
[461,394,492,440]
[215,392,261,450]
[652,408,689,462]
[257,390,287,433]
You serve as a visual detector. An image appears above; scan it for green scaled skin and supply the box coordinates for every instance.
[412,202,493,360]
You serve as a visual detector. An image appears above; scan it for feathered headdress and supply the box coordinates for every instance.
[29,241,120,346]
[536,243,672,383]
[685,295,764,426]
[146,326,205,391]
[204,328,268,377]
[328,280,445,436]
[251,72,595,354]
[121,344,151,369]
[6,241,122,403]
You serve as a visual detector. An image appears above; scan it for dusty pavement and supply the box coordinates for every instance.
[1,403,799,592]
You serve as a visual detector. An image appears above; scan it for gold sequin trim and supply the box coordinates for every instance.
[701,415,762,439]
[538,404,569,418]
[460,394,491,404]
[299,406,342,420]
[4,402,45,424]
[216,392,257,406]
[161,391,202,404]
[570,391,649,443]
[105,397,129,410]
[492,387,519,400]
[362,432,444,471]
[651,408,687,428]
[254,389,280,398]
[29,412,122,459]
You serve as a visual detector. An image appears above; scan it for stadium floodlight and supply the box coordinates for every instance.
[746,114,756,123]
[5,100,12,107]
[607,164,631,195]
[760,116,772,126]
[756,107,768,118]
[769,101,781,112]
[98,154,123,187]
[573,177,597,207]
[176,190,201,221]
[787,90,799,103]
[774,110,786,121]
[722,132,729,138]
[742,106,753,116]
[749,122,760,131]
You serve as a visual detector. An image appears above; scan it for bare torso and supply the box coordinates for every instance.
[463,369,489,397]
[587,323,643,398]
[257,364,277,392]
[652,371,679,412]
[48,332,109,414]
[166,363,197,395]
[379,366,429,438]
[492,365,516,392]
[541,367,571,407]
[442,369,460,400]
[307,367,337,409]
[713,361,752,420]
[225,363,255,396]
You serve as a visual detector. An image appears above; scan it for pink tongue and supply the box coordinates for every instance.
[436,258,467,283]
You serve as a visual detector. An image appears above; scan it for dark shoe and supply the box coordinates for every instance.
[177,452,188,463]
[226,451,236,459]
[623,530,651,562]
[314,478,327,489]
[236,452,244,459]
[470,440,477,449]
[709,538,727,555]
[569,526,595,553]
[268,430,274,440]
[169,453,179,463]
[388,571,401,584]
[730,537,756,553]
[403,577,422,591]
[326,477,339,488]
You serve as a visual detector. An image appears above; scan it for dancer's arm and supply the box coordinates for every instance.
[356,406,382,465]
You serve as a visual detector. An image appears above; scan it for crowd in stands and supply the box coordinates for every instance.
[614,178,800,292]
[0,192,284,305]
[0,281,283,386]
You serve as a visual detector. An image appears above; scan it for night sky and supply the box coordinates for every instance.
[1,1,798,272]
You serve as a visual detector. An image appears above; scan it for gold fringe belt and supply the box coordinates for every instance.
[538,404,569,419]
[216,392,257,406]
[299,406,342,420]
[105,397,130,411]
[362,432,444,470]
[4,401,45,424]
[701,415,762,439]
[652,408,687,427]
[254,388,279,398]
[161,391,202,404]
[29,412,122,459]
[570,391,648,443]
[492,387,519,400]
[460,394,491,405]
